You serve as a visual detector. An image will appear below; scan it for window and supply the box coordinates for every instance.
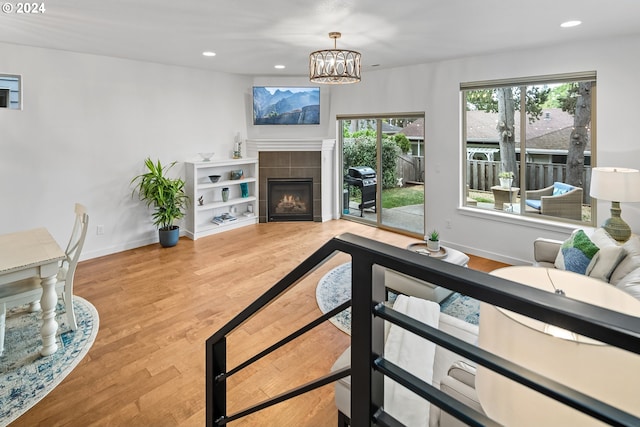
[462,72,596,226]
[0,74,21,110]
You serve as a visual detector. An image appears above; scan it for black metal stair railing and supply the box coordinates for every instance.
[206,232,640,427]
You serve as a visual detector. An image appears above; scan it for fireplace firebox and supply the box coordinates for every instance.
[267,178,313,221]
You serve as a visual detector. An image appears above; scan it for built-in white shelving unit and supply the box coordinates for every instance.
[184,158,258,240]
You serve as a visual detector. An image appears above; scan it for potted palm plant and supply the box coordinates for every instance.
[131,158,189,247]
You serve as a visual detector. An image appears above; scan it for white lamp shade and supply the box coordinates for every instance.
[476,267,640,426]
[590,167,640,202]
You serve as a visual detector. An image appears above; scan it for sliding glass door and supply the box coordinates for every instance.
[339,113,425,237]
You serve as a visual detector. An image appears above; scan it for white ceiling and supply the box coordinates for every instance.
[2,0,640,77]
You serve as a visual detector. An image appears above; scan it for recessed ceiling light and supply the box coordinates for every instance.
[202,51,216,57]
[274,65,286,69]
[560,20,582,28]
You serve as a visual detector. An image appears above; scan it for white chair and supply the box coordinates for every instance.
[0,203,89,354]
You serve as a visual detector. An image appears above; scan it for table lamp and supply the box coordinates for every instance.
[589,167,640,242]
[476,267,640,426]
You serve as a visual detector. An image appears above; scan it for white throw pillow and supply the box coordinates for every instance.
[615,268,640,300]
[610,235,640,286]
[588,228,626,282]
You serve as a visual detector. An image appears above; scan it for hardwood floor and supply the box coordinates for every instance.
[11,220,508,427]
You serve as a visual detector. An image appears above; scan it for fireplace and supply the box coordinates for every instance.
[247,139,337,223]
[267,178,313,221]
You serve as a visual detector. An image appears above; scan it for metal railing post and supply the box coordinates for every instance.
[350,256,386,426]
[208,337,227,427]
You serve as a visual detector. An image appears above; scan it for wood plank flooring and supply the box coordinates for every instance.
[11,220,508,427]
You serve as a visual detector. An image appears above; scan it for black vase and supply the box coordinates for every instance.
[159,226,180,247]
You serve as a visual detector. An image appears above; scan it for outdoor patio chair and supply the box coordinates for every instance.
[525,182,583,221]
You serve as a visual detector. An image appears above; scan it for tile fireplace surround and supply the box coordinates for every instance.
[246,139,337,223]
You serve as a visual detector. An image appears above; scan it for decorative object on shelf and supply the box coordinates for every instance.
[208,175,221,183]
[240,182,249,198]
[426,229,440,252]
[221,187,229,202]
[230,169,244,180]
[198,152,214,162]
[233,132,243,159]
[211,212,237,225]
[130,158,189,248]
[247,204,253,213]
[198,196,204,206]
[498,170,514,188]
[589,167,640,242]
[309,32,361,84]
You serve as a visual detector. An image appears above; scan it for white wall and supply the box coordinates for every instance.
[328,34,640,264]
[0,42,251,259]
[2,33,639,265]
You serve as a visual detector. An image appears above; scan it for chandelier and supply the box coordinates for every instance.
[309,32,361,84]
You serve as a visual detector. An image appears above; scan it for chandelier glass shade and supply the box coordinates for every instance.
[309,32,361,84]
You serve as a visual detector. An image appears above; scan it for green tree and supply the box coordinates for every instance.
[343,130,400,189]
[394,133,412,153]
[558,82,592,187]
[467,86,550,186]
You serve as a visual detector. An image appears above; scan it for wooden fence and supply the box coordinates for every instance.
[396,153,423,184]
[467,160,592,203]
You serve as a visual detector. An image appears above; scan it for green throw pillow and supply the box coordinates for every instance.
[555,230,600,275]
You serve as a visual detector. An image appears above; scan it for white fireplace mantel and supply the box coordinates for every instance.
[246,138,335,153]
[246,138,339,222]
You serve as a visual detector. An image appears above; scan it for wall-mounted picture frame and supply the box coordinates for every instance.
[252,86,320,125]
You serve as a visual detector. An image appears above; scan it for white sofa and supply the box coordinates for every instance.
[534,229,640,299]
[331,310,482,427]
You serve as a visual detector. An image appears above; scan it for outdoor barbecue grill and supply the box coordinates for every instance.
[344,166,377,217]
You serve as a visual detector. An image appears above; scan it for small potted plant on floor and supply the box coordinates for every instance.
[131,158,189,248]
[498,171,514,188]
[427,229,440,251]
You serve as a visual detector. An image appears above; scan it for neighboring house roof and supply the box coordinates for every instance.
[391,108,591,151]
[382,122,403,133]
[466,108,591,151]
[398,118,424,139]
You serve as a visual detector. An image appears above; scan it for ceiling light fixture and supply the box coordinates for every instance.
[560,20,582,28]
[309,32,361,84]
[202,51,216,57]
[274,65,286,69]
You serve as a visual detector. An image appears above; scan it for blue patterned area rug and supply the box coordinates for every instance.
[0,297,99,425]
[315,263,480,334]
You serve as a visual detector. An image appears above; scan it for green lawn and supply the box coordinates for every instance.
[348,184,425,209]
[381,185,424,208]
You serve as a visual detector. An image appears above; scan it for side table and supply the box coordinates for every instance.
[384,243,470,303]
[491,185,520,210]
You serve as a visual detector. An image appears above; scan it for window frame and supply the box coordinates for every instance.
[461,72,596,227]
[337,112,426,237]
[0,73,22,110]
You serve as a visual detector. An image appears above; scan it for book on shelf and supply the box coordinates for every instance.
[211,213,237,225]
